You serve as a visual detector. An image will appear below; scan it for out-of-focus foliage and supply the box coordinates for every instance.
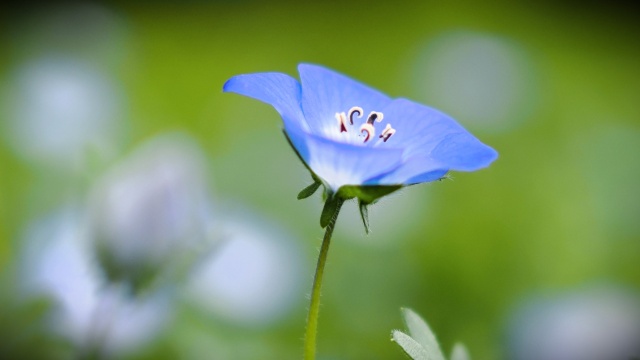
[392,308,447,360]
[0,273,71,360]
[0,1,639,359]
[391,308,472,360]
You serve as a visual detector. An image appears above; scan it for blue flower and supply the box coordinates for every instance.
[223,64,497,201]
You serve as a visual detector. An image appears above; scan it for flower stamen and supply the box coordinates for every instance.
[359,111,384,143]
[335,107,388,143]
[335,112,348,133]
[348,106,363,124]
[366,111,384,125]
[379,123,396,142]
[360,123,375,142]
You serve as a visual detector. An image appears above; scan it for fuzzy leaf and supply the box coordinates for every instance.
[450,343,471,360]
[359,200,370,234]
[320,195,340,228]
[402,308,446,360]
[297,181,321,199]
[391,330,429,360]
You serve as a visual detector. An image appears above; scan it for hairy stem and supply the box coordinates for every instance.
[303,198,344,360]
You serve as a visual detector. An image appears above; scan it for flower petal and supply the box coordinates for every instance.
[370,98,497,183]
[284,123,404,192]
[378,99,460,154]
[298,64,392,139]
[430,131,498,171]
[365,156,448,185]
[223,72,308,130]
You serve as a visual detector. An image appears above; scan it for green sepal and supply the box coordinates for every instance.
[337,185,402,204]
[358,200,370,234]
[320,195,341,228]
[297,180,321,200]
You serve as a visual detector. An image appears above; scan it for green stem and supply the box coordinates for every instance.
[303,198,344,360]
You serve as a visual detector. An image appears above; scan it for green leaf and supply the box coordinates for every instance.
[320,195,340,228]
[359,200,370,234]
[450,343,471,360]
[401,308,446,360]
[391,330,429,360]
[337,185,402,204]
[297,181,321,200]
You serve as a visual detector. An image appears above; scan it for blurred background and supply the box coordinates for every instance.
[1,1,639,359]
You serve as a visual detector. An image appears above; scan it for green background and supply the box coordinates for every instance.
[1,1,639,359]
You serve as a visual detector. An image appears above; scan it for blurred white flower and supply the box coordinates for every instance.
[85,286,171,357]
[1,58,123,170]
[187,207,305,327]
[20,207,171,357]
[410,31,537,133]
[508,286,640,360]
[88,133,215,287]
[0,3,130,171]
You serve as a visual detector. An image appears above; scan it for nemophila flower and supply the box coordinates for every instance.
[224,64,497,228]
[224,64,497,360]
[88,133,214,290]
